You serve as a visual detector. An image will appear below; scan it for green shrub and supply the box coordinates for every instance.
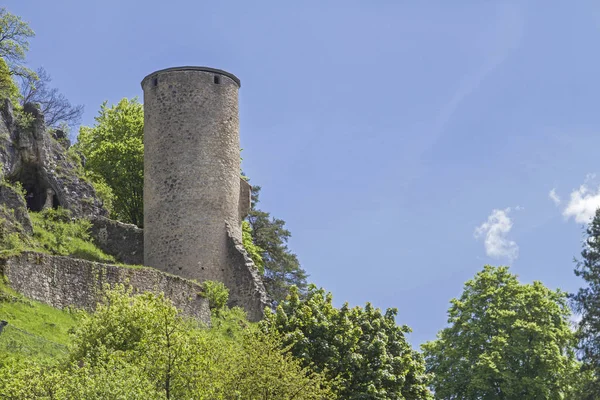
[0,58,19,104]
[29,208,114,263]
[242,220,264,273]
[200,280,229,312]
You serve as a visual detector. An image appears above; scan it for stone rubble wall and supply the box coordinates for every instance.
[89,217,144,265]
[225,222,270,322]
[0,252,211,325]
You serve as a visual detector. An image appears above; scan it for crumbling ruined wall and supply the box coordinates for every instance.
[225,222,270,322]
[89,216,144,265]
[0,252,210,325]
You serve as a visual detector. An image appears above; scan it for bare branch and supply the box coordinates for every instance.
[19,67,84,128]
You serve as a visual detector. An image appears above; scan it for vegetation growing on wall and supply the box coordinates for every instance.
[29,208,115,263]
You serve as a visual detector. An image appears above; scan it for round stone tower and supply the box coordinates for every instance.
[141,67,268,320]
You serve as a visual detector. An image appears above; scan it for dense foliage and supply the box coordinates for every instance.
[572,207,600,395]
[0,7,34,78]
[422,265,579,399]
[0,58,19,104]
[262,285,432,399]
[242,220,265,273]
[0,286,333,399]
[74,98,144,226]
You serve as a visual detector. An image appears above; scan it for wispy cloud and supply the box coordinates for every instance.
[549,189,561,206]
[474,208,519,262]
[562,184,600,224]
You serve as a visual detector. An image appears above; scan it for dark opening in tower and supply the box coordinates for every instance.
[9,164,60,211]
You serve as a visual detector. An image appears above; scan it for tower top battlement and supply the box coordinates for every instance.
[141,66,241,88]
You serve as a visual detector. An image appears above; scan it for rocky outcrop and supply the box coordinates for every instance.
[0,181,32,234]
[89,217,144,265]
[0,252,211,325]
[0,100,107,218]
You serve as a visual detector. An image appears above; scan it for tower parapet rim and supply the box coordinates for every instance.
[141,66,241,88]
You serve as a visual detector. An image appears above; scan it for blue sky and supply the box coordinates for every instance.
[7,0,600,345]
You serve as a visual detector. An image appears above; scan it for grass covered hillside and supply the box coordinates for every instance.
[0,281,79,361]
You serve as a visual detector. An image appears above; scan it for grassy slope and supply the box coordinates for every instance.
[0,281,80,361]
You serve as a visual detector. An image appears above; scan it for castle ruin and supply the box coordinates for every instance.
[141,67,269,321]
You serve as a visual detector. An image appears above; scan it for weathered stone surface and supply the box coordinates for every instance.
[0,182,32,234]
[239,178,251,221]
[0,99,107,218]
[142,66,269,320]
[0,252,211,325]
[225,222,270,322]
[89,216,144,265]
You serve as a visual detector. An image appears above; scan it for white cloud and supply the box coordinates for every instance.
[474,208,519,262]
[562,183,600,224]
[549,188,561,206]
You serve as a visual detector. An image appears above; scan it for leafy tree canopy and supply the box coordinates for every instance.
[0,57,19,103]
[74,98,144,226]
[572,207,600,395]
[0,8,34,78]
[262,284,432,399]
[422,265,579,400]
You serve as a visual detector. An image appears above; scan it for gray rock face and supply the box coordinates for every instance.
[0,182,33,234]
[89,216,144,265]
[0,99,107,218]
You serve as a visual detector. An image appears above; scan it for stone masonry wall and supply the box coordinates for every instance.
[225,222,270,322]
[0,252,210,325]
[142,67,269,321]
[89,217,144,265]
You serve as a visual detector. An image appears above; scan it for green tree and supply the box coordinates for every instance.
[248,186,308,303]
[262,285,432,399]
[0,57,19,103]
[572,207,600,396]
[422,265,579,399]
[0,8,35,77]
[66,285,332,399]
[74,98,144,226]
